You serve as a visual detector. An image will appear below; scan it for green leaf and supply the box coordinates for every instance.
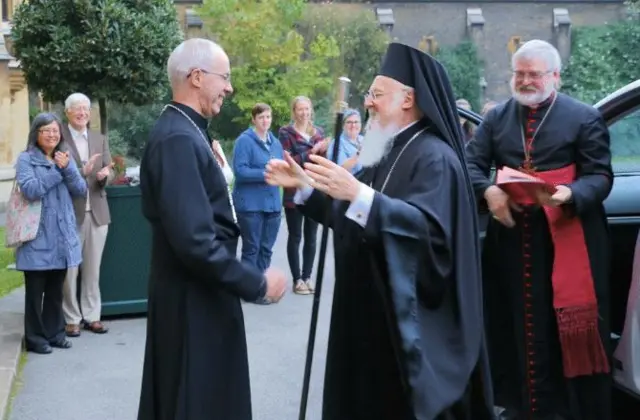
[11,0,184,114]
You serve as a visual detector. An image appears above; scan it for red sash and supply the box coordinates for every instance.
[515,164,610,378]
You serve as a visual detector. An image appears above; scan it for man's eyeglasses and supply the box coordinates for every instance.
[364,88,411,101]
[187,68,232,83]
[512,70,552,80]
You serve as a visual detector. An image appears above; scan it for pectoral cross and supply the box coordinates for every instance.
[519,159,537,175]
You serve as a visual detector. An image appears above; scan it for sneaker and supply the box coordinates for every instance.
[294,279,311,295]
[304,279,315,294]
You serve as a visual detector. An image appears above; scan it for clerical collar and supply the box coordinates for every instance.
[525,91,556,112]
[393,118,429,147]
[170,101,209,132]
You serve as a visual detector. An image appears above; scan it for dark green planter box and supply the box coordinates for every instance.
[99,185,150,316]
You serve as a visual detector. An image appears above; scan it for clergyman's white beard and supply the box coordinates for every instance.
[358,120,399,168]
[510,78,556,107]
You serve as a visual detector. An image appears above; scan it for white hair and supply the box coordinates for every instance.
[512,39,562,73]
[167,38,225,90]
[65,92,91,110]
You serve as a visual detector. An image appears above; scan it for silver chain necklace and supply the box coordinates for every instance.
[371,127,427,193]
[519,93,558,160]
[162,104,237,223]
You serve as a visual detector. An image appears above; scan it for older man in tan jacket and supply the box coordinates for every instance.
[62,92,114,337]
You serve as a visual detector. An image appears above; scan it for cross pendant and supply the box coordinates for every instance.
[519,161,537,175]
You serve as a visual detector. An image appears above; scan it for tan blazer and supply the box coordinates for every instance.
[62,125,114,227]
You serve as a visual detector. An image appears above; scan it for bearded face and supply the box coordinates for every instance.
[510,57,558,107]
[358,91,406,168]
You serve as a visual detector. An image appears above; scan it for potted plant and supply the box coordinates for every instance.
[111,155,129,186]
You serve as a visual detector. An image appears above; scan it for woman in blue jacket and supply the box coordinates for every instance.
[232,103,284,279]
[14,113,87,354]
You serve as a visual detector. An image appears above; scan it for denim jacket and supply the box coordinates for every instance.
[14,147,87,271]
[232,128,284,213]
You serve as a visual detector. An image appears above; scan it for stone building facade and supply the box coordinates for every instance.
[362,1,628,104]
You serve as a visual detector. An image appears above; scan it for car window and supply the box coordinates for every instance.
[609,106,640,173]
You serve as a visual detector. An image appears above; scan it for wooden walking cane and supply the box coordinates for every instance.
[298,76,351,420]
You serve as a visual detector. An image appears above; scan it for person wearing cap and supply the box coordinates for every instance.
[327,108,364,174]
[265,42,493,419]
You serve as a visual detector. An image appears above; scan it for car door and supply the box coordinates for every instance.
[594,80,640,400]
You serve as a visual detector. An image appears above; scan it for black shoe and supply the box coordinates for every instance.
[28,344,53,354]
[50,338,72,349]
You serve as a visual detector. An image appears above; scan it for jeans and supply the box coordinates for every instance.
[237,211,281,272]
[284,207,318,281]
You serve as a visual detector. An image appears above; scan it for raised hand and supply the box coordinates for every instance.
[54,151,70,169]
[265,152,310,189]
[82,153,102,176]
[96,162,115,181]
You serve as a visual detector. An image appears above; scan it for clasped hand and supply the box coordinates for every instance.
[53,151,70,169]
[265,152,360,202]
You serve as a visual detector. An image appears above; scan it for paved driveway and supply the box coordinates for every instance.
[9,218,335,420]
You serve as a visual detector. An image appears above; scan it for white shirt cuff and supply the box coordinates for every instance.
[293,184,314,205]
[345,183,375,228]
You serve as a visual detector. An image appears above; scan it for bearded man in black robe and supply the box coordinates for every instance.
[465,39,613,420]
[136,38,287,420]
[266,42,494,420]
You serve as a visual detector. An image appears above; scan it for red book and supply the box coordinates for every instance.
[495,166,557,204]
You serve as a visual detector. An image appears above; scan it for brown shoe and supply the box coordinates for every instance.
[65,324,81,337]
[84,321,109,334]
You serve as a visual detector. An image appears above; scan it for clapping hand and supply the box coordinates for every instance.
[53,151,70,169]
[96,162,115,181]
[265,152,313,189]
[82,153,102,177]
[303,154,360,202]
[310,138,330,155]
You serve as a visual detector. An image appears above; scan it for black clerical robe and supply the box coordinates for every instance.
[300,120,494,420]
[466,93,613,419]
[137,102,267,420]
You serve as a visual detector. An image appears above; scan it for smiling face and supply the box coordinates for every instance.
[363,75,411,131]
[190,50,234,118]
[252,109,272,133]
[293,99,312,126]
[36,122,61,156]
[343,114,361,140]
[510,57,559,106]
[65,101,90,131]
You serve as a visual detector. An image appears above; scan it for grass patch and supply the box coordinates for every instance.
[0,229,23,298]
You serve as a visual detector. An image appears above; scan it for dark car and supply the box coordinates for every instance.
[458,79,640,410]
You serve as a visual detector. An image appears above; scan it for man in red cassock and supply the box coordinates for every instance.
[466,39,613,419]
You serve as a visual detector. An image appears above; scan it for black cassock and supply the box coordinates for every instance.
[466,93,613,419]
[137,102,266,420]
[300,120,494,420]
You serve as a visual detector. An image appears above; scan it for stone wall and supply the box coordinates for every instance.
[349,2,628,105]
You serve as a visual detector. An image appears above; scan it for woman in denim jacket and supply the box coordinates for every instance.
[15,113,88,354]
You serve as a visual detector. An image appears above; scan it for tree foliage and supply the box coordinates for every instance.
[11,0,183,133]
[435,39,483,111]
[297,5,390,109]
[562,19,640,105]
[197,0,340,130]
